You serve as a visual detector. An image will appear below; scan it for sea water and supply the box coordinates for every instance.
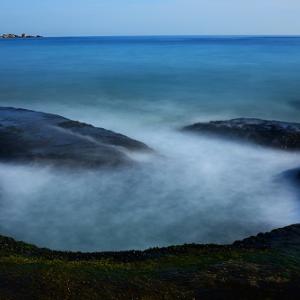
[0,36,300,251]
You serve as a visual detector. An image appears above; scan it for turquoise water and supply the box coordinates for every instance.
[0,36,300,251]
[1,36,300,129]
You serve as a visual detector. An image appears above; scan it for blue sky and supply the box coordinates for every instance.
[1,0,300,36]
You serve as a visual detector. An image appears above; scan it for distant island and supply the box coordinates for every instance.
[1,33,43,39]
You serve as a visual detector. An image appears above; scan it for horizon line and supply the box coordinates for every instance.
[29,34,300,38]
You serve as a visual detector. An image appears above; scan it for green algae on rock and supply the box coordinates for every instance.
[1,224,300,299]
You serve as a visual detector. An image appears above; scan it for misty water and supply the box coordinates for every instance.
[0,36,300,251]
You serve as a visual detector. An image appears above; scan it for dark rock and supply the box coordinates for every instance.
[1,223,300,298]
[1,33,43,39]
[233,223,300,252]
[0,107,150,168]
[183,118,300,150]
[1,33,19,39]
[279,167,300,195]
[0,223,299,261]
[281,167,300,184]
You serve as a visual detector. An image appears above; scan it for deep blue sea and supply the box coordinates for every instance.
[0,36,300,251]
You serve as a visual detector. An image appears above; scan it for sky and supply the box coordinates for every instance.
[1,0,300,36]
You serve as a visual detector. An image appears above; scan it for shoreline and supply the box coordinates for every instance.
[1,222,299,255]
[1,223,300,299]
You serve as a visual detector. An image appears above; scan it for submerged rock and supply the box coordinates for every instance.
[0,107,150,167]
[280,167,300,193]
[183,118,300,150]
[281,167,300,181]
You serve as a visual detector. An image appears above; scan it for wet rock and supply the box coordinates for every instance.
[183,118,300,150]
[0,107,150,168]
[281,167,300,183]
[279,167,300,195]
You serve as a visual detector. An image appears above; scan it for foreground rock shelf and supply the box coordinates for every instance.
[1,224,300,299]
[183,118,300,150]
[0,107,150,167]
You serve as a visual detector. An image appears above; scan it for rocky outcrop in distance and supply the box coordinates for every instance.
[0,107,151,168]
[183,118,300,150]
[1,33,42,39]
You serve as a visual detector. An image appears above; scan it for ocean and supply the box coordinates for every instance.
[0,36,300,251]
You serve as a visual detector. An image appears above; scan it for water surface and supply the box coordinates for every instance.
[0,36,300,251]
